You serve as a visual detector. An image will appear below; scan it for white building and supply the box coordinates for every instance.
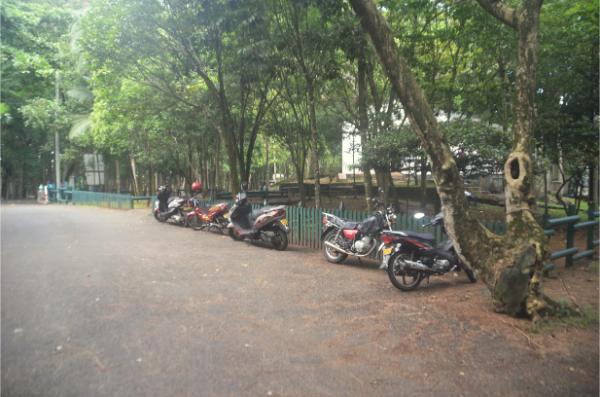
[341,122,362,178]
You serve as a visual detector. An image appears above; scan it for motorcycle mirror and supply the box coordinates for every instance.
[413,212,425,220]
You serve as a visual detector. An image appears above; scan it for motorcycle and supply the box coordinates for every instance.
[154,186,193,226]
[381,212,477,291]
[187,200,230,233]
[321,198,396,264]
[226,189,289,250]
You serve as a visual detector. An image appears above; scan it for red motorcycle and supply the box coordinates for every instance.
[187,200,230,233]
[321,198,396,263]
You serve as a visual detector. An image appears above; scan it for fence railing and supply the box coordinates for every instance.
[543,211,599,273]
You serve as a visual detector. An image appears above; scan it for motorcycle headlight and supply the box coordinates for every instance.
[389,213,397,223]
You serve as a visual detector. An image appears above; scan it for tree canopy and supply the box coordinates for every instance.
[1,0,597,211]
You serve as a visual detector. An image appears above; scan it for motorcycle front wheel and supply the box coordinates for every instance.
[187,214,204,230]
[387,253,422,291]
[271,228,288,251]
[322,230,348,264]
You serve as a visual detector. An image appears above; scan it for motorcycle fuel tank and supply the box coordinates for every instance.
[342,229,358,240]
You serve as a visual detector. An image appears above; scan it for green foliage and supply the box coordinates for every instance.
[20,97,71,132]
[444,119,512,177]
[1,0,74,196]
[361,126,420,169]
[536,0,599,174]
[3,0,596,199]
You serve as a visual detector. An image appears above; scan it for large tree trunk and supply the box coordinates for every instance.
[420,155,427,208]
[115,159,121,193]
[295,164,306,206]
[16,161,24,199]
[307,79,321,208]
[350,0,549,319]
[129,155,139,196]
[358,44,374,212]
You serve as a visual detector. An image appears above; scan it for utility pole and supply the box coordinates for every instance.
[55,70,61,200]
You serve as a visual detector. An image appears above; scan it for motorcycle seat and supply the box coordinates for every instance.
[251,205,284,219]
[342,221,359,229]
[403,230,435,242]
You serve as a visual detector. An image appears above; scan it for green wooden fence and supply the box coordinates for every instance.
[192,199,506,249]
[71,190,133,209]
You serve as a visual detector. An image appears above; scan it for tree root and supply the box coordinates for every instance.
[527,293,581,323]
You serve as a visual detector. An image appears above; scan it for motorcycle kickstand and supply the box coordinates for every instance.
[426,275,430,286]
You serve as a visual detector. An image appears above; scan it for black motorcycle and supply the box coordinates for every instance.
[321,198,396,263]
[381,212,477,291]
[226,189,289,250]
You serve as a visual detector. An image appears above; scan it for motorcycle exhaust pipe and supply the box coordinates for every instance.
[402,259,434,273]
[323,241,373,257]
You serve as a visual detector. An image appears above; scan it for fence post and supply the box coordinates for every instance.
[587,210,596,250]
[566,221,575,267]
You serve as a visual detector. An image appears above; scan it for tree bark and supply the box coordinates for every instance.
[420,155,427,208]
[307,78,321,208]
[129,155,139,196]
[115,159,121,193]
[350,0,549,319]
[358,44,374,212]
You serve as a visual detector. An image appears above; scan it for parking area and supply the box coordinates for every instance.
[1,204,598,396]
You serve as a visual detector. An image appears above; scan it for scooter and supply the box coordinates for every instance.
[154,186,192,226]
[321,198,396,264]
[187,200,230,233]
[381,212,476,291]
[226,189,289,250]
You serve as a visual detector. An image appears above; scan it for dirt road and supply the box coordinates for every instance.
[1,204,597,396]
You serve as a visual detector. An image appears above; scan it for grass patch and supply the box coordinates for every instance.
[534,301,599,332]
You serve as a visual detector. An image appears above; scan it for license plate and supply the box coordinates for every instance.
[281,218,288,226]
[383,247,393,255]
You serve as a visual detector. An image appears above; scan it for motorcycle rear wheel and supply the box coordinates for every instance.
[154,210,166,223]
[323,230,348,264]
[271,228,288,251]
[228,227,244,241]
[464,266,477,283]
[387,253,422,291]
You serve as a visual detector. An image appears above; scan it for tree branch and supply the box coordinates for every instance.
[475,0,520,30]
